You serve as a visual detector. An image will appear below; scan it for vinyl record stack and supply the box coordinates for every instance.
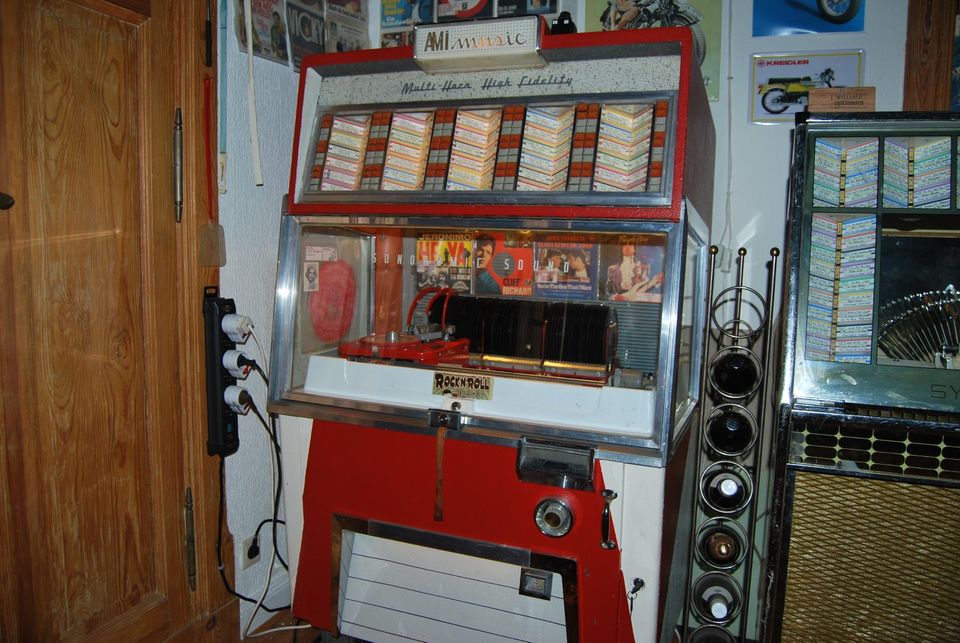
[592,103,653,192]
[446,109,502,191]
[382,111,435,190]
[517,105,575,191]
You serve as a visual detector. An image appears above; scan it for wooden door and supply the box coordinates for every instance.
[0,0,224,639]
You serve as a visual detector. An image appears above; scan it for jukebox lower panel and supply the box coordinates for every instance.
[337,530,567,641]
[780,469,960,640]
[284,417,688,642]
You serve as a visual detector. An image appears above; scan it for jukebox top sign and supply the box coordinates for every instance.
[413,16,545,72]
[286,25,713,223]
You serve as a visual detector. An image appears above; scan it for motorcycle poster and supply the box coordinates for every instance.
[587,1,722,101]
[750,50,862,124]
[753,0,865,37]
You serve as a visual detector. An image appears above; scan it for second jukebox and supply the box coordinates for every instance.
[766,112,960,641]
[268,20,715,642]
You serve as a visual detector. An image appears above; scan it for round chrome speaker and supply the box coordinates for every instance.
[534,498,572,538]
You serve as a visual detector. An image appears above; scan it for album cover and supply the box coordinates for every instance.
[415,232,474,293]
[533,239,599,300]
[598,234,666,303]
[472,232,534,296]
[286,0,324,71]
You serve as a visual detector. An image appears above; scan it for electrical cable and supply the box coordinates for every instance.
[250,402,288,571]
[239,416,310,640]
[720,0,735,251]
[215,455,289,612]
[250,326,269,378]
[252,361,269,386]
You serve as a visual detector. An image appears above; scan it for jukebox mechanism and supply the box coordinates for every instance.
[877,288,959,369]
[339,288,619,382]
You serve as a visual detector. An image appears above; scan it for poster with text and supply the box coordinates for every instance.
[327,0,366,21]
[326,15,370,52]
[235,0,289,64]
[286,0,324,71]
[751,50,863,124]
[382,0,434,28]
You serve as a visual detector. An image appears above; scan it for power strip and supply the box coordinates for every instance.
[203,287,240,457]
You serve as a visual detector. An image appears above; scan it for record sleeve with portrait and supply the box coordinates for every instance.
[599,234,667,303]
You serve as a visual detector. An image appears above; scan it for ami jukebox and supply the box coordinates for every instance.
[268,19,715,643]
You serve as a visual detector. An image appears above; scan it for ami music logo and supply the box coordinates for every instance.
[421,28,529,53]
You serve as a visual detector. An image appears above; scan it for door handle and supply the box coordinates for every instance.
[0,192,13,210]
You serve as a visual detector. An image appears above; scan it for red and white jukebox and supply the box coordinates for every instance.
[268,19,714,643]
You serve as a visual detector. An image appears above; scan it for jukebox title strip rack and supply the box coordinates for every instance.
[303,100,669,195]
[813,134,957,209]
[804,134,960,366]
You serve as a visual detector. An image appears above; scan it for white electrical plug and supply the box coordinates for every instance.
[719,246,733,273]
[221,313,253,342]
[224,385,252,414]
[222,349,254,379]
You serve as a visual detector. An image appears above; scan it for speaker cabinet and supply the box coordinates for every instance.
[779,471,960,640]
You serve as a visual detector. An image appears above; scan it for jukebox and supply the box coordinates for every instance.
[766,113,960,641]
[267,20,715,642]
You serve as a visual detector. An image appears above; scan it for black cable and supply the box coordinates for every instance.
[253,361,269,386]
[267,413,288,572]
[216,455,290,611]
[250,402,289,571]
[253,517,286,542]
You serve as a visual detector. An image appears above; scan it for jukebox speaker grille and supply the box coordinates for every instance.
[790,417,960,483]
[781,471,960,641]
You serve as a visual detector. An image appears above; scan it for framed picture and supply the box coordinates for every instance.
[750,50,863,124]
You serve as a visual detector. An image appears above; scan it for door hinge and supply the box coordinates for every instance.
[184,487,197,591]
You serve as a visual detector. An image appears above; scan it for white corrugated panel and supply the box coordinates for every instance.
[338,533,567,642]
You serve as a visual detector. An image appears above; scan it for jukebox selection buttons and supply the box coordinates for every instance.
[534,498,573,538]
[699,462,753,515]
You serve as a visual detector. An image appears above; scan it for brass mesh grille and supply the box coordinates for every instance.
[781,472,960,642]
[790,420,960,483]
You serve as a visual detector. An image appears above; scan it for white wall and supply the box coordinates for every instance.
[710,0,907,298]
[219,4,299,632]
[217,0,908,636]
